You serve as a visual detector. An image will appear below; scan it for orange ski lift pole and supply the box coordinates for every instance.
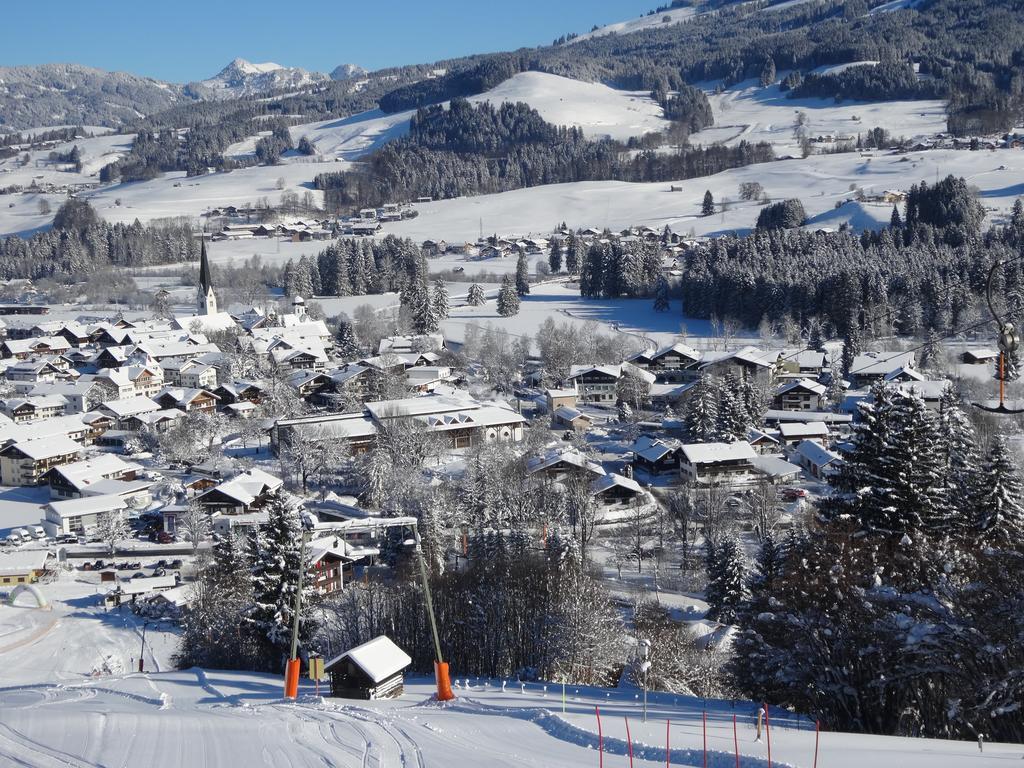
[973,259,1024,414]
[412,523,454,701]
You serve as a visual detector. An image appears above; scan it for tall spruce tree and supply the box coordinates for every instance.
[432,277,449,321]
[467,282,486,306]
[683,374,719,442]
[653,274,670,312]
[335,315,361,359]
[497,274,520,317]
[245,490,318,666]
[515,252,530,295]
[702,190,715,217]
[976,436,1024,546]
[706,538,745,624]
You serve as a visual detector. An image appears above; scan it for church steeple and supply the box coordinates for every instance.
[198,238,217,316]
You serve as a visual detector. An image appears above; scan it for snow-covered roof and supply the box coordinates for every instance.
[526,448,605,477]
[99,395,160,418]
[45,454,138,490]
[0,550,50,574]
[546,388,577,399]
[553,405,589,422]
[680,442,756,464]
[778,421,829,439]
[795,440,843,468]
[895,379,951,400]
[325,635,412,683]
[118,575,178,596]
[47,493,129,519]
[776,378,827,397]
[171,312,239,333]
[590,472,643,496]
[202,468,283,506]
[850,351,915,376]
[1,435,82,461]
[750,454,802,479]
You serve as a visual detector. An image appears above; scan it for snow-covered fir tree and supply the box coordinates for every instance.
[467,282,486,306]
[716,372,749,441]
[683,374,719,442]
[334,314,361,359]
[548,241,562,273]
[975,435,1024,546]
[497,274,520,317]
[515,251,530,295]
[653,274,670,312]
[705,537,745,624]
[432,277,449,321]
[245,490,318,665]
[822,384,953,534]
[937,386,982,525]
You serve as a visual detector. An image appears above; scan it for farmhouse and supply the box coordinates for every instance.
[794,440,843,480]
[632,435,684,476]
[778,421,829,448]
[552,405,592,432]
[0,550,51,585]
[44,493,132,537]
[42,454,141,499]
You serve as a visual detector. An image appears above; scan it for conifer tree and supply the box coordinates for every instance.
[683,374,719,442]
[937,386,981,524]
[653,274,670,312]
[467,282,487,306]
[706,538,745,624]
[334,315,361,359]
[702,189,715,217]
[497,274,520,317]
[515,252,530,295]
[432,277,449,321]
[548,242,562,274]
[976,436,1024,546]
[717,373,749,441]
[890,204,903,228]
[245,490,318,664]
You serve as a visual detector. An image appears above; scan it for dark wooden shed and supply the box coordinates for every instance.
[324,635,412,700]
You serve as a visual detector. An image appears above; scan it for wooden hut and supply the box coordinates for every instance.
[324,635,412,700]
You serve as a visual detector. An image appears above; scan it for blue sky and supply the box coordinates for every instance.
[4,1,656,82]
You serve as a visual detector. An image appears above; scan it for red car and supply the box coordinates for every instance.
[156,531,174,544]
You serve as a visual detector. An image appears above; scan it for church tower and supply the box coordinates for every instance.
[198,239,217,316]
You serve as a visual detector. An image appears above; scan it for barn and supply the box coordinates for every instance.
[324,635,412,700]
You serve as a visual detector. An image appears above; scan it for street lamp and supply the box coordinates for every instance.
[639,639,651,722]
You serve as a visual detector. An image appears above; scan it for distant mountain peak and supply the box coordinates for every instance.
[330,63,368,81]
[196,58,329,99]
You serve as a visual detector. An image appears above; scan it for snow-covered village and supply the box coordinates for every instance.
[1,1,1023,766]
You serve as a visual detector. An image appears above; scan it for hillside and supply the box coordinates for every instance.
[0,63,187,132]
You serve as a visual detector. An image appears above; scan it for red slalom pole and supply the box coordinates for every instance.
[764,703,773,768]
[666,719,671,767]
[596,706,603,768]
[702,710,707,768]
[733,713,740,768]
[814,719,820,768]
[625,717,634,768]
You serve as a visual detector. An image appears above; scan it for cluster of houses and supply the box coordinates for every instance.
[534,340,967,491]
[420,225,695,264]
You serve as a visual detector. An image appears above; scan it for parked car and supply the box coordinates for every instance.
[131,571,146,580]
[156,532,173,544]
[55,533,77,544]
[11,527,30,540]
[81,561,93,571]
[93,559,107,570]
[28,525,46,539]
[169,559,183,570]
[153,567,167,577]
[5,533,23,546]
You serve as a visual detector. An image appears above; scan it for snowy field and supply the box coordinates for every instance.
[692,79,947,156]
[382,147,1024,243]
[469,72,670,142]
[0,574,1016,767]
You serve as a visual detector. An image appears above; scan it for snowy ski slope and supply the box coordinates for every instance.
[0,581,1016,767]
